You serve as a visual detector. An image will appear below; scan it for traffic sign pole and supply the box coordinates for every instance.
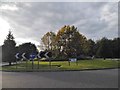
[68,60,70,66]
[15,53,20,69]
[44,52,52,68]
[76,60,78,66]
[38,59,40,69]
[37,53,41,69]
[16,59,17,69]
[21,53,27,70]
[49,59,51,68]
[26,59,27,70]
[30,54,36,69]
[68,58,70,66]
[32,59,34,69]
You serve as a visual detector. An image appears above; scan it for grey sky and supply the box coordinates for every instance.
[0,2,118,46]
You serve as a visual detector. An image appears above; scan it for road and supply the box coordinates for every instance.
[1,69,119,88]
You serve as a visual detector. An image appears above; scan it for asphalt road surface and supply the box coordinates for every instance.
[1,69,119,88]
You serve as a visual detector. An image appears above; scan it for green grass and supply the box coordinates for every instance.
[2,59,120,71]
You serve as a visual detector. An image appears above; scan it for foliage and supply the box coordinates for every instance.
[96,37,120,59]
[112,38,120,58]
[41,25,120,59]
[87,39,96,56]
[17,42,38,60]
[41,32,56,50]
[2,31,16,65]
[55,25,88,58]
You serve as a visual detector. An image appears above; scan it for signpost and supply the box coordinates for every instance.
[70,58,77,62]
[14,51,52,70]
[15,53,19,59]
[45,52,52,67]
[22,53,26,59]
[69,58,78,66]
[37,52,42,69]
[29,53,36,69]
[21,53,28,69]
[45,52,49,58]
[38,51,52,68]
[15,53,20,69]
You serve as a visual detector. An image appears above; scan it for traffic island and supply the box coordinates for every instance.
[1,59,120,72]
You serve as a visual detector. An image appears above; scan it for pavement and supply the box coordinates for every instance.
[1,69,119,88]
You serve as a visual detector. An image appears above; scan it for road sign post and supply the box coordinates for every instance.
[37,52,41,69]
[15,53,20,69]
[21,53,27,69]
[76,59,78,66]
[69,58,77,66]
[49,59,51,68]
[37,57,39,69]
[68,59,70,66]
[44,52,52,68]
[30,53,36,69]
[16,59,17,69]
[32,59,34,69]
[25,58,27,70]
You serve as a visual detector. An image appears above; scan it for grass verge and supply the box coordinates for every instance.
[2,59,120,72]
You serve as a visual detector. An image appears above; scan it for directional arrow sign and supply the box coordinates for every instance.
[22,53,26,59]
[37,53,41,58]
[45,52,49,58]
[44,52,52,58]
[15,53,19,59]
[37,51,52,58]
[39,51,46,58]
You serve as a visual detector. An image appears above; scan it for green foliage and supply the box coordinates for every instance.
[17,42,38,59]
[87,39,96,56]
[55,25,88,58]
[112,38,120,58]
[41,25,120,59]
[96,37,120,59]
[2,31,16,65]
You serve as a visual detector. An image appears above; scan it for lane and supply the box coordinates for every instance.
[2,69,118,88]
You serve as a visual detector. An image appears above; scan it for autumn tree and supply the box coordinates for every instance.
[55,25,88,58]
[41,25,120,60]
[41,32,56,51]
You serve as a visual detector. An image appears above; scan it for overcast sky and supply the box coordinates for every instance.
[0,2,118,46]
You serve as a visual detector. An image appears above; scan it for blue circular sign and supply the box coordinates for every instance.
[29,53,36,59]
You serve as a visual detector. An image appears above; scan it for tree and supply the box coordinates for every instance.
[96,37,112,60]
[0,46,2,62]
[112,38,120,58]
[87,39,96,56]
[41,32,57,58]
[17,42,38,60]
[55,25,88,58]
[41,32,56,51]
[2,31,16,65]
